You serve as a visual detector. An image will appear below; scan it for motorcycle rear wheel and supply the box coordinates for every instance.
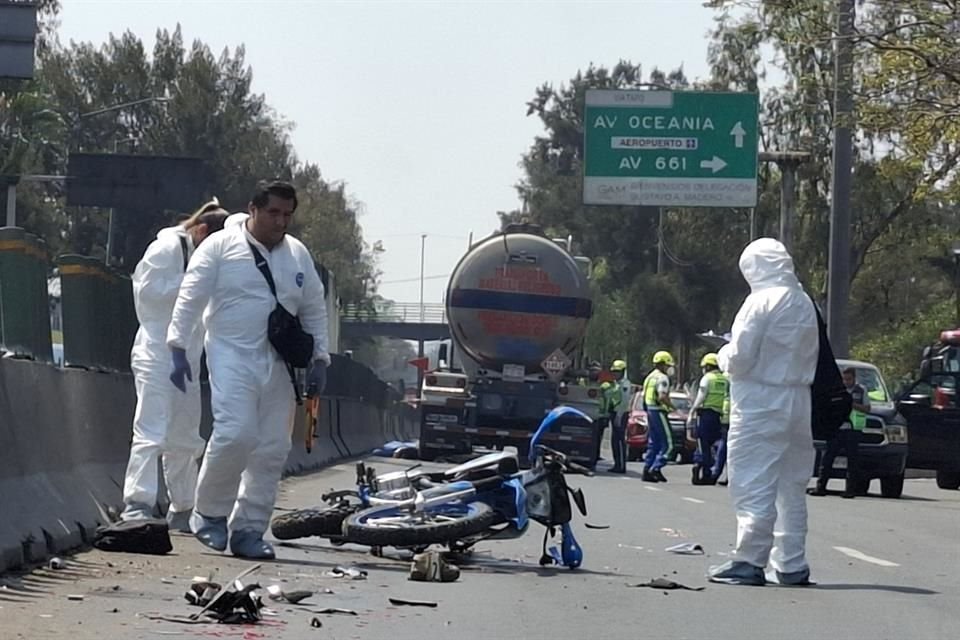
[343,502,496,548]
[271,504,356,540]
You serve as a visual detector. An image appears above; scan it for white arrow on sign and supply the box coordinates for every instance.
[700,156,727,173]
[730,121,746,148]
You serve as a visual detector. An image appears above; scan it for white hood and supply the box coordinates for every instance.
[224,212,249,229]
[738,238,800,292]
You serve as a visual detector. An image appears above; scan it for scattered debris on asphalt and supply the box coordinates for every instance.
[618,543,645,551]
[310,617,323,628]
[584,523,611,530]
[266,585,313,604]
[67,594,85,601]
[389,597,438,608]
[659,527,685,538]
[410,549,460,582]
[665,542,705,555]
[629,578,705,591]
[327,565,367,580]
[187,564,263,623]
[311,607,358,616]
[49,557,65,570]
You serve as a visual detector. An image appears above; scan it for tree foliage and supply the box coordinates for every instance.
[513,2,960,378]
[1,20,379,306]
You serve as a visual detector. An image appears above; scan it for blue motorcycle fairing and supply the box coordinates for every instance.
[528,406,592,465]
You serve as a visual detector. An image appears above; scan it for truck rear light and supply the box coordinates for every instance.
[455,378,467,388]
[558,386,568,396]
[426,375,438,386]
[587,388,598,398]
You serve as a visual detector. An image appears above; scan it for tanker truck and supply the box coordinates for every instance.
[417,223,601,466]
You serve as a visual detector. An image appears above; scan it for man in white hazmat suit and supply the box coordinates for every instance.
[710,238,819,587]
[167,180,330,560]
[121,200,229,532]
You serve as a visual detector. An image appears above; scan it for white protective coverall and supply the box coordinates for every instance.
[166,221,329,536]
[717,238,819,574]
[123,225,205,519]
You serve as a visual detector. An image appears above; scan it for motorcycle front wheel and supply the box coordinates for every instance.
[271,504,357,540]
[342,502,496,548]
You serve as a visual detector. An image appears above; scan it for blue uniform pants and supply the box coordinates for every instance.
[694,409,723,477]
[644,409,673,472]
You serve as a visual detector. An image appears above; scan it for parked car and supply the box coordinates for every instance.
[625,389,696,463]
[814,359,909,498]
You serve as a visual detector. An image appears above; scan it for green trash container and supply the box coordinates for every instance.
[58,254,100,369]
[25,234,53,363]
[0,227,35,358]
[114,269,137,372]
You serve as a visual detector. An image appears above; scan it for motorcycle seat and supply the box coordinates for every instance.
[443,451,518,478]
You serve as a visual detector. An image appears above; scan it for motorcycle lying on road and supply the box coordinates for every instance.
[270,406,593,568]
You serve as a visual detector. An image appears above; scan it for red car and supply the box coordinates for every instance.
[627,390,697,463]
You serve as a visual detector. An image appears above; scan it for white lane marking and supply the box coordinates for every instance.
[833,546,900,567]
[682,497,705,504]
[644,486,663,492]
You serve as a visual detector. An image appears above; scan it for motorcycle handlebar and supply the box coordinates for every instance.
[534,445,594,476]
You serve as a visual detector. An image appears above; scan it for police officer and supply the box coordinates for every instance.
[687,353,729,485]
[809,367,871,498]
[642,351,675,482]
[601,359,630,473]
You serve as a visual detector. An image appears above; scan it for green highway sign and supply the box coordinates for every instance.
[583,90,759,208]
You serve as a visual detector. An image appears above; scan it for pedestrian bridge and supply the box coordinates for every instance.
[340,301,450,341]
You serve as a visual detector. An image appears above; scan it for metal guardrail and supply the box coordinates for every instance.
[341,301,447,324]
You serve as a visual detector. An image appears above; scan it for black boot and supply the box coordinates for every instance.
[691,465,703,485]
[642,468,660,483]
[807,482,827,497]
[654,469,668,483]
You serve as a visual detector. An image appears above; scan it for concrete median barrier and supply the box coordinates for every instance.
[0,356,418,573]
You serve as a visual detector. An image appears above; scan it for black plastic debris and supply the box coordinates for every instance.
[584,523,611,530]
[312,607,358,616]
[93,518,173,555]
[310,617,323,628]
[628,578,705,591]
[266,585,313,604]
[389,598,438,608]
[186,564,265,623]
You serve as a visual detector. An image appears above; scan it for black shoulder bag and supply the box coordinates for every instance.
[809,296,852,441]
[248,241,314,404]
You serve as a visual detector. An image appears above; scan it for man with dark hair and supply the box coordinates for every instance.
[167,180,330,560]
[809,367,870,499]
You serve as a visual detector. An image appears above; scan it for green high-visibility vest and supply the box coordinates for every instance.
[643,370,669,410]
[703,371,728,414]
[850,408,867,431]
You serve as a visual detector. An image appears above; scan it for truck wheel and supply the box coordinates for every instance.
[417,447,439,462]
[935,470,960,490]
[848,476,871,496]
[880,474,904,499]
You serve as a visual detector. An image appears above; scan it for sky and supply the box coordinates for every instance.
[57,0,720,304]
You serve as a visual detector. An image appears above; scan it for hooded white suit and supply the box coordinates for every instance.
[718,238,819,574]
[123,225,205,519]
[167,220,329,537]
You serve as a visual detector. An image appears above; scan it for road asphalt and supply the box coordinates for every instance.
[1,455,957,640]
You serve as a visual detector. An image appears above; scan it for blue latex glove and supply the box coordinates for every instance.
[170,347,192,393]
[306,359,328,397]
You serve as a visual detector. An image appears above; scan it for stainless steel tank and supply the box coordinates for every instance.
[446,225,593,374]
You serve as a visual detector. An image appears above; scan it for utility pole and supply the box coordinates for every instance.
[656,207,665,274]
[759,151,811,254]
[419,233,427,324]
[827,0,855,357]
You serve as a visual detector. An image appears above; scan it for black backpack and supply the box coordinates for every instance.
[809,297,852,441]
